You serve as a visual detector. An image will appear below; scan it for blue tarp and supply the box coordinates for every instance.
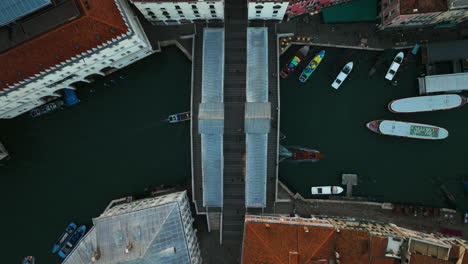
[63,89,80,106]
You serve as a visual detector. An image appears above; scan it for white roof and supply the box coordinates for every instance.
[379,120,448,139]
[389,94,463,113]
[423,72,468,94]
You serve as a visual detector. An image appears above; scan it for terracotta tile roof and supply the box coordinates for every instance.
[371,258,397,264]
[0,0,129,91]
[242,222,336,264]
[409,254,452,264]
[400,0,447,14]
[336,229,370,264]
[370,236,388,257]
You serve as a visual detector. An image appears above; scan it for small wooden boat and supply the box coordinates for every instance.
[280,45,310,79]
[30,100,64,118]
[331,62,353,89]
[299,50,325,83]
[168,111,190,123]
[58,225,87,259]
[385,52,404,81]
[22,256,35,264]
[366,120,448,140]
[388,94,467,113]
[311,186,344,195]
[292,150,323,160]
[52,222,78,254]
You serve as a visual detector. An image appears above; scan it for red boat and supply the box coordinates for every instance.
[292,151,323,160]
[280,45,310,79]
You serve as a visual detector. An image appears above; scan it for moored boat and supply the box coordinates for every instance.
[311,186,344,195]
[58,225,87,259]
[299,50,325,83]
[331,62,353,89]
[168,111,190,123]
[22,256,35,264]
[52,222,78,254]
[385,52,404,81]
[292,150,323,160]
[388,94,467,113]
[366,120,448,140]
[0,142,9,161]
[30,100,64,118]
[280,45,310,79]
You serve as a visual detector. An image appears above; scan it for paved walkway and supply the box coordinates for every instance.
[278,15,467,50]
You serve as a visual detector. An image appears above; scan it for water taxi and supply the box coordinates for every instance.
[311,186,344,195]
[366,120,448,140]
[331,62,353,89]
[299,50,325,83]
[385,52,404,81]
[52,222,78,254]
[388,94,467,113]
[58,225,87,259]
[168,111,190,123]
[280,45,310,79]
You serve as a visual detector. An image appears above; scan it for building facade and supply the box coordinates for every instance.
[63,191,202,264]
[242,214,468,264]
[0,0,154,119]
[286,0,355,19]
[130,0,224,25]
[380,0,468,29]
[248,0,289,20]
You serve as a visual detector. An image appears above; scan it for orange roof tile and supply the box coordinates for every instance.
[0,0,128,90]
[336,229,370,264]
[242,222,336,264]
[409,254,452,264]
[370,236,388,257]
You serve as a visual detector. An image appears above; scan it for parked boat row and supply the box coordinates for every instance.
[52,222,87,259]
[280,45,310,79]
[299,50,325,83]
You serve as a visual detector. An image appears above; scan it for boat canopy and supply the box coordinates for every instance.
[199,28,225,207]
[419,72,468,95]
[245,28,269,208]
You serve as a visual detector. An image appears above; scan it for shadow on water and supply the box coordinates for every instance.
[0,47,192,264]
[279,45,468,210]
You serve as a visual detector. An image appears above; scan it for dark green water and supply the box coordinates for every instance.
[279,46,468,209]
[3,44,468,264]
[0,47,191,264]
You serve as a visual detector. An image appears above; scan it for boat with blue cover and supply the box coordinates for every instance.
[52,222,78,254]
[63,89,80,106]
[58,225,87,258]
[299,50,325,83]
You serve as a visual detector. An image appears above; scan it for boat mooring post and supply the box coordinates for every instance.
[342,174,358,197]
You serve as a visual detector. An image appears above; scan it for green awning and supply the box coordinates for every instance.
[322,0,378,23]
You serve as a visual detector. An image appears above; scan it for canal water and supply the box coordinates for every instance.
[279,45,468,209]
[3,44,468,264]
[0,47,192,264]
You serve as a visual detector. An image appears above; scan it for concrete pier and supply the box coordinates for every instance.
[342,174,358,197]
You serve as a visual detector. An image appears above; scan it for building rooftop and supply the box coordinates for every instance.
[0,0,129,92]
[63,191,197,264]
[242,215,468,264]
[400,0,447,14]
[0,0,52,26]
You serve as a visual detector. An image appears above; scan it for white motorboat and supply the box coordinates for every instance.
[311,186,344,195]
[388,94,467,113]
[385,52,404,81]
[331,62,353,89]
[366,120,449,140]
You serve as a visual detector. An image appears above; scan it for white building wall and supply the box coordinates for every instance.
[131,1,224,25]
[248,1,288,20]
[0,0,155,119]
